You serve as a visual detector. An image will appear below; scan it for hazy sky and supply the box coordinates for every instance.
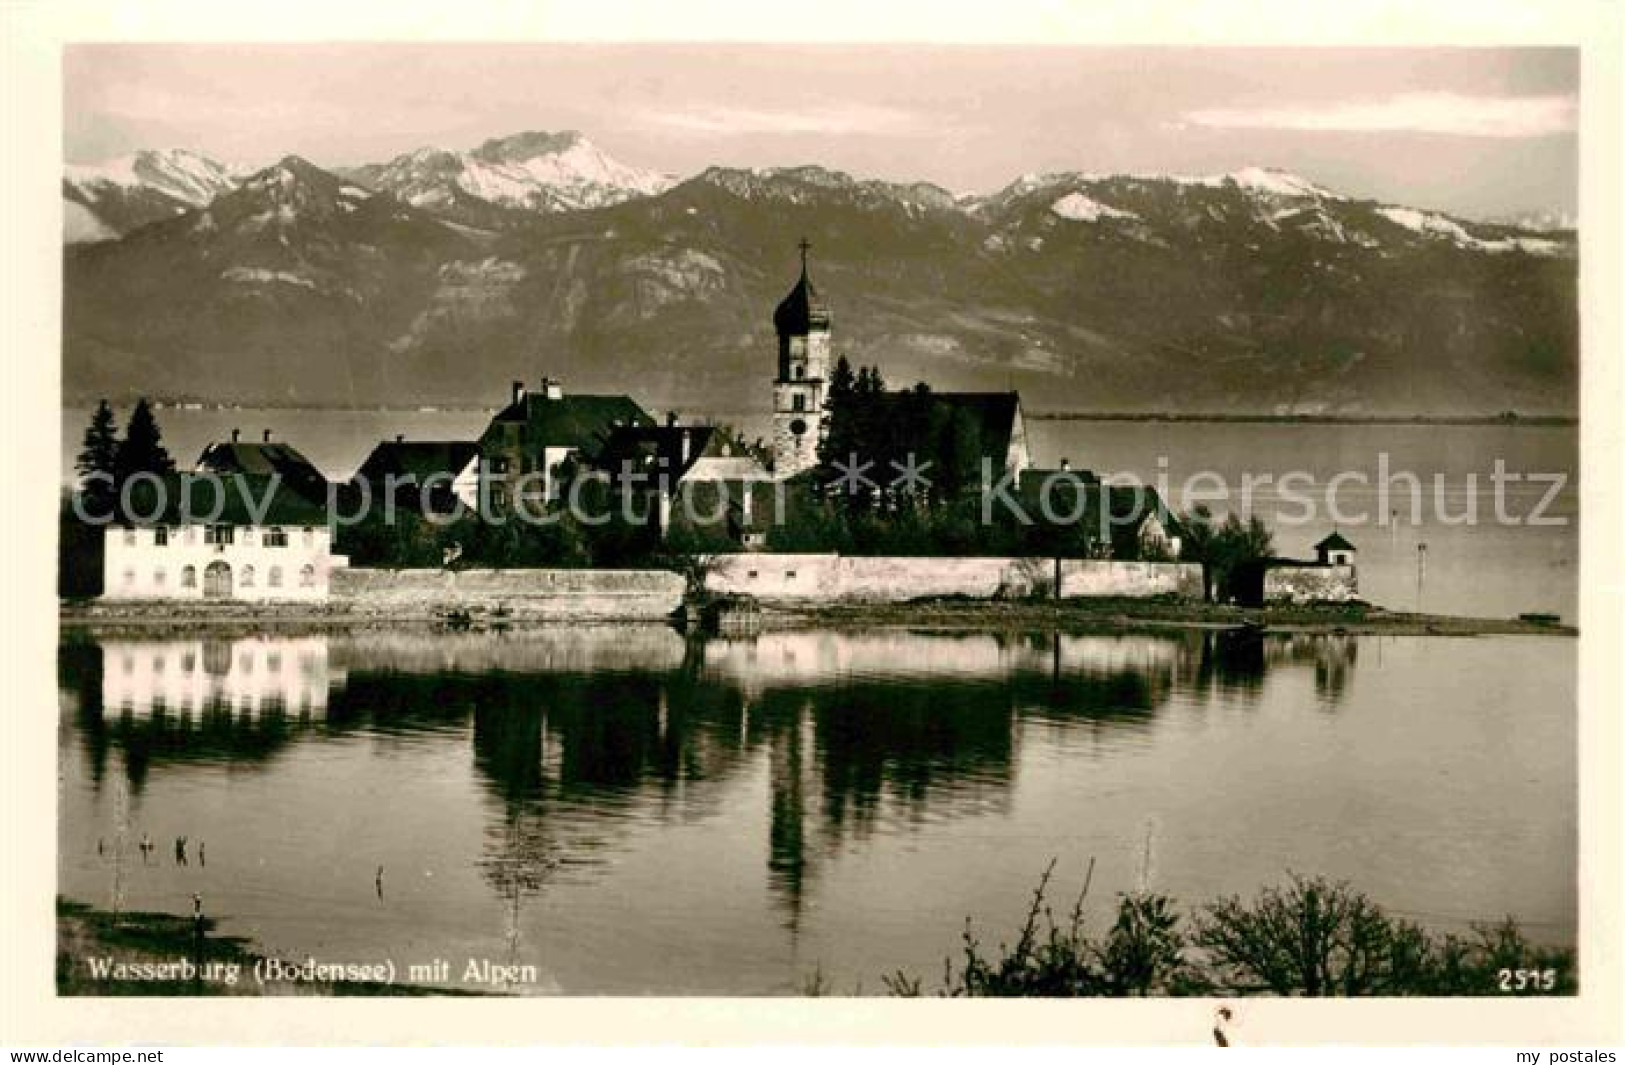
[64,44,1578,219]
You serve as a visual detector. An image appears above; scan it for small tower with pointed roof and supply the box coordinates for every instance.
[1314,531,1356,567]
[771,239,831,478]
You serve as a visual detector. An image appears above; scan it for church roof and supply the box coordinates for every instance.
[890,391,1023,469]
[773,262,831,336]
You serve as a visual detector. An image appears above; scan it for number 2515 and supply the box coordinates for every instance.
[1498,968,1557,992]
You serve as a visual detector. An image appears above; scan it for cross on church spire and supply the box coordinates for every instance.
[798,237,812,271]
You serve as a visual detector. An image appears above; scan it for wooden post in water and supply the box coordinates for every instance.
[191,893,205,992]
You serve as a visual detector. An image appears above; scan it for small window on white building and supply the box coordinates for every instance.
[241,527,256,546]
[264,527,288,547]
[122,567,135,586]
[268,566,283,588]
[123,528,136,547]
[302,526,315,547]
[299,564,316,588]
[181,565,197,589]
[153,567,166,588]
[154,526,169,547]
[205,525,235,546]
[240,564,256,588]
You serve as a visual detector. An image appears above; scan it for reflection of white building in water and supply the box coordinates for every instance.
[99,638,336,721]
[699,631,1183,695]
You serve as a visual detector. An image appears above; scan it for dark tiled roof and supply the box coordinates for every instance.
[594,424,716,482]
[353,440,479,484]
[773,266,831,336]
[196,441,329,503]
[1315,531,1356,552]
[1018,467,1101,487]
[116,473,331,527]
[481,393,653,453]
[1011,474,1176,532]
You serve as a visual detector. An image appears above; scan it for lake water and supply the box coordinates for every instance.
[60,408,1578,621]
[58,626,1576,995]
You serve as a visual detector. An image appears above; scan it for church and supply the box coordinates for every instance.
[768,240,1031,481]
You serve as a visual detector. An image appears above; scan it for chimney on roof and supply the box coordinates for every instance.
[263,429,273,443]
[680,428,694,465]
[511,380,526,405]
[543,378,563,400]
[231,428,240,443]
[1059,457,1070,471]
[396,433,405,444]
[666,411,678,427]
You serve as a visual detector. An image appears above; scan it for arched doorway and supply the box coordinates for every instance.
[203,560,233,599]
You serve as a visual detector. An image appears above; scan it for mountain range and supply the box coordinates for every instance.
[63,131,1578,415]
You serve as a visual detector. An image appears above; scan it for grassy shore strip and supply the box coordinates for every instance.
[60,596,1575,638]
[56,898,478,996]
[753,597,1577,637]
[1026,411,1577,426]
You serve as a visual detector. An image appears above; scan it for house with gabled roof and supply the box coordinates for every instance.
[1013,464,1182,560]
[102,473,344,602]
[353,436,480,513]
[477,377,653,510]
[195,428,331,505]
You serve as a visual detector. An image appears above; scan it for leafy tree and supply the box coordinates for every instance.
[1178,507,1274,602]
[1098,892,1189,996]
[75,400,120,509]
[1196,874,1413,996]
[113,398,175,486]
[59,492,106,597]
[1212,513,1275,602]
[1178,505,1219,601]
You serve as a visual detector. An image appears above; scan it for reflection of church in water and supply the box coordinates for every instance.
[67,628,1358,933]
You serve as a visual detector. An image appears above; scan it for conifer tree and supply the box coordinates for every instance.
[113,398,176,486]
[75,400,120,505]
[818,356,858,469]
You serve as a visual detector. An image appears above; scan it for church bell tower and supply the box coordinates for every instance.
[771,238,830,478]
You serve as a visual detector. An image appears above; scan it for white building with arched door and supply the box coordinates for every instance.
[100,474,345,603]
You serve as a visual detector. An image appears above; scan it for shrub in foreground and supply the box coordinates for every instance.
[877,866,1573,997]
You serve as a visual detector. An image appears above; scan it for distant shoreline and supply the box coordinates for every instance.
[1026,411,1578,426]
[60,403,1578,427]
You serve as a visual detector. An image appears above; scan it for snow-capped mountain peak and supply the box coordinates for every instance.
[355,131,675,216]
[63,147,244,242]
[65,148,240,207]
[1216,166,1338,200]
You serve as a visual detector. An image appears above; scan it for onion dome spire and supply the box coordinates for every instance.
[773,237,830,336]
